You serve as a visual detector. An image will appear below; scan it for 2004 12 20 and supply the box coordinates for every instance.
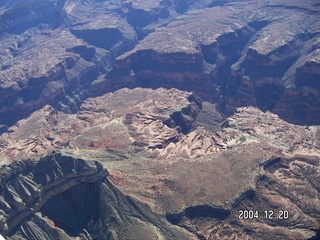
[238,210,290,220]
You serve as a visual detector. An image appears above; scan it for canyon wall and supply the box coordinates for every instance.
[0,0,319,129]
[0,153,195,240]
[0,0,319,239]
[0,88,319,239]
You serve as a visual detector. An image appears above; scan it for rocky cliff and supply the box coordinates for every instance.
[0,0,209,128]
[0,153,107,235]
[0,0,320,239]
[1,0,319,129]
[104,0,320,125]
[0,88,319,239]
[0,153,195,240]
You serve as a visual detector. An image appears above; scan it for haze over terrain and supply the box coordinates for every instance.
[0,0,319,239]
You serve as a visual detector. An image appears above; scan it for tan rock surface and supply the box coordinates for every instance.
[0,0,319,239]
[1,87,319,239]
[0,87,201,164]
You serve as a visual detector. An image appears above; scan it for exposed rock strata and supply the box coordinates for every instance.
[104,0,320,125]
[0,0,219,128]
[1,0,319,128]
[0,153,107,235]
[1,87,319,238]
[0,153,195,240]
[0,26,108,126]
[0,0,133,127]
[0,88,202,163]
[0,0,320,239]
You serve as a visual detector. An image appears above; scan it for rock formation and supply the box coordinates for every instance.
[1,0,319,128]
[0,153,107,235]
[0,153,195,240]
[0,0,319,239]
[106,0,320,125]
[0,88,202,163]
[0,88,319,239]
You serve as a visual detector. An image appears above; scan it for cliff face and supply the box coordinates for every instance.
[0,0,320,239]
[1,89,319,239]
[0,0,207,128]
[0,0,136,126]
[0,153,195,240]
[104,0,320,125]
[0,153,107,236]
[1,0,319,128]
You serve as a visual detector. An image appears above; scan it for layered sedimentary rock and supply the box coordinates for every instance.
[0,0,320,239]
[0,0,212,128]
[104,0,320,125]
[0,153,195,240]
[0,0,133,127]
[0,87,319,239]
[0,153,107,235]
[0,88,202,163]
[1,0,319,128]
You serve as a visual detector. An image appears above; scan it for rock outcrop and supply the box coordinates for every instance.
[0,153,195,240]
[1,88,319,239]
[0,0,320,239]
[0,88,202,163]
[0,153,107,235]
[1,0,319,128]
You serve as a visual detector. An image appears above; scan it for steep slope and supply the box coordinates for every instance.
[0,153,195,240]
[0,0,319,129]
[0,88,319,239]
[0,0,320,239]
[107,0,320,125]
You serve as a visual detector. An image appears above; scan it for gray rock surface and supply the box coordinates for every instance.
[0,0,319,127]
[0,153,194,240]
[0,153,107,235]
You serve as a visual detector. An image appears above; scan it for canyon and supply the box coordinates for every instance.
[0,0,319,239]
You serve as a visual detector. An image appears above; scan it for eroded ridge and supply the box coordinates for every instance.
[166,156,320,240]
[0,153,107,234]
